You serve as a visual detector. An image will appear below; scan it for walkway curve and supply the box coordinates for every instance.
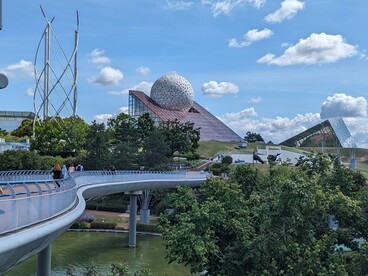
[0,170,210,274]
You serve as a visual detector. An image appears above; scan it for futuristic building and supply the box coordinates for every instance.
[128,73,242,142]
[280,117,357,168]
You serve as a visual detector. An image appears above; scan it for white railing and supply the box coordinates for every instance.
[0,170,210,235]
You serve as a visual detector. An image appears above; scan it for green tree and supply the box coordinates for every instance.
[10,119,33,138]
[158,154,368,275]
[0,150,55,170]
[159,119,200,157]
[31,116,89,157]
[140,129,171,170]
[244,131,264,143]
[84,121,111,170]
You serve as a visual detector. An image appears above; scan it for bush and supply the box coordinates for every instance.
[136,223,160,233]
[90,222,117,229]
[70,221,89,229]
[221,155,233,165]
[186,153,200,161]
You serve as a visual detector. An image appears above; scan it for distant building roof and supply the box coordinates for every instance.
[129,90,242,142]
[280,118,357,148]
[0,111,35,131]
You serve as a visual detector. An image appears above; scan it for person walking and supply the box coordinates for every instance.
[52,163,62,187]
[61,164,67,178]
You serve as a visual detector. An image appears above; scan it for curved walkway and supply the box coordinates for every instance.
[0,170,210,274]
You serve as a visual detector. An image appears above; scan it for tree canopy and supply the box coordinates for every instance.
[158,153,368,275]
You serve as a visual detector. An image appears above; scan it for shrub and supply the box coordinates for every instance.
[221,155,233,165]
[136,223,160,233]
[69,221,89,229]
[90,222,117,229]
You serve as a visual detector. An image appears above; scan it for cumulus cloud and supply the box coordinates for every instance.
[1,60,33,78]
[201,81,239,97]
[135,66,151,75]
[88,67,123,86]
[25,88,34,97]
[320,93,367,119]
[257,33,358,65]
[93,113,114,125]
[108,81,153,96]
[265,0,305,23]
[218,109,321,143]
[118,106,129,114]
[343,117,368,148]
[203,0,265,17]
[93,106,129,125]
[88,49,111,66]
[164,1,194,10]
[229,28,273,48]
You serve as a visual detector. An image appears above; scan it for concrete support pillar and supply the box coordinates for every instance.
[129,194,138,247]
[125,190,142,248]
[37,244,52,276]
[140,208,150,224]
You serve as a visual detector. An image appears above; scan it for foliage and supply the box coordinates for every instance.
[10,119,33,137]
[136,223,160,233]
[0,150,56,170]
[67,262,151,276]
[159,119,200,157]
[86,193,129,213]
[244,131,264,143]
[209,162,230,176]
[158,153,368,275]
[31,116,89,157]
[69,221,89,229]
[84,121,111,169]
[221,155,233,165]
[139,130,171,170]
[89,222,117,229]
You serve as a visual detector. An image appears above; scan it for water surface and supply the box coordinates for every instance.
[6,232,192,276]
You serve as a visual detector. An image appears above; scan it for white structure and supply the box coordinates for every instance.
[33,7,79,130]
[150,73,194,111]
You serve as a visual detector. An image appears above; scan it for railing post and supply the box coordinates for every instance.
[37,244,52,276]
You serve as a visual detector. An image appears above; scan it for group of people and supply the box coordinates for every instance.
[52,163,84,182]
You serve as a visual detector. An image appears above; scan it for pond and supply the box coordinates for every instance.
[5,231,193,276]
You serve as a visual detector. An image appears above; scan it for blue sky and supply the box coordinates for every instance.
[0,0,367,147]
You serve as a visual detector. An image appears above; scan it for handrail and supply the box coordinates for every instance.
[0,170,210,235]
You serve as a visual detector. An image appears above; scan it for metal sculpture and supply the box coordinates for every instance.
[33,6,79,135]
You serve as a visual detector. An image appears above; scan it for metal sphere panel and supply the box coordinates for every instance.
[150,74,194,111]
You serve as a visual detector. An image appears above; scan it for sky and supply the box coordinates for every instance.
[0,0,367,147]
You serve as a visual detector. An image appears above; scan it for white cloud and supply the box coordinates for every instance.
[88,67,123,86]
[164,1,194,10]
[257,33,358,65]
[92,106,129,125]
[108,81,153,96]
[88,49,111,66]
[118,106,129,114]
[219,109,321,143]
[229,28,273,48]
[344,117,368,148]
[250,97,261,103]
[201,81,239,97]
[135,66,151,75]
[265,0,305,24]
[25,88,34,97]
[1,60,33,78]
[203,0,265,17]
[320,93,367,119]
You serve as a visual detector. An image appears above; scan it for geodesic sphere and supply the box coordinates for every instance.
[150,73,194,111]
